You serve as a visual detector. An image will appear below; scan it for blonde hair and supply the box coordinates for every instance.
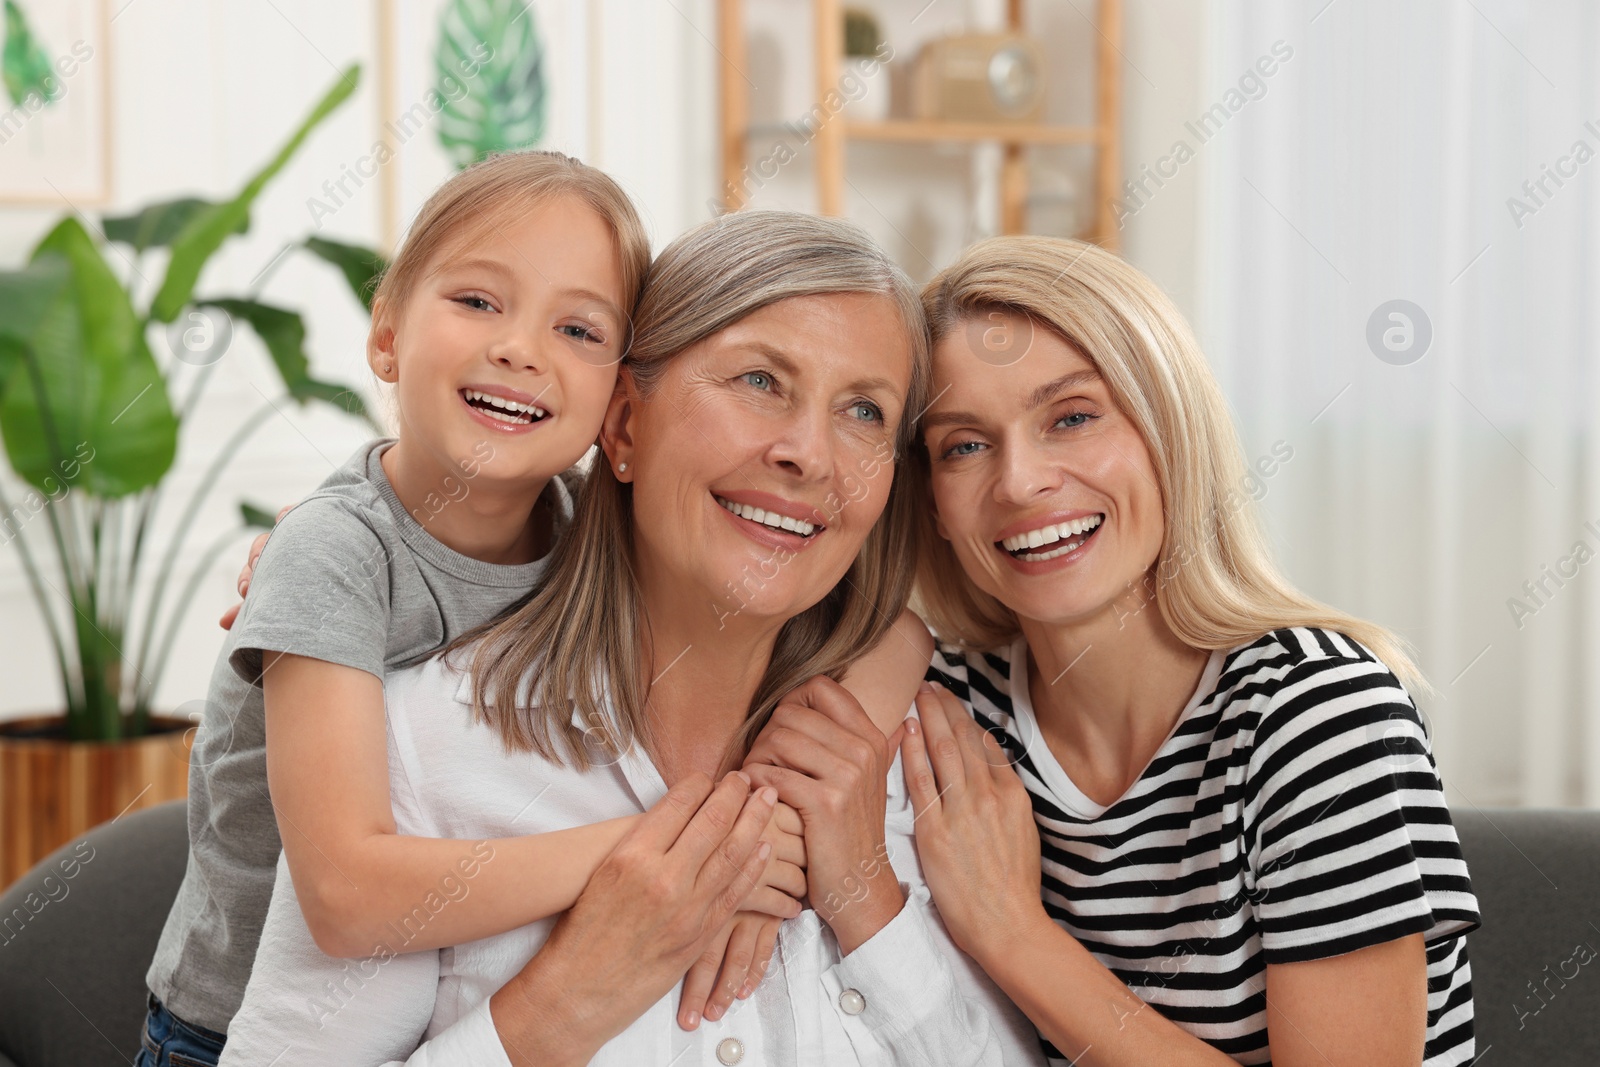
[452,211,931,769]
[370,149,651,347]
[912,236,1427,694]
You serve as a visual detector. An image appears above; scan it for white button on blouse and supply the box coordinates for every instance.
[838,988,867,1015]
[716,1036,745,1064]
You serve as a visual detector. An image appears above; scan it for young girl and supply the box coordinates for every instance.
[140,152,814,1066]
[899,236,1480,1066]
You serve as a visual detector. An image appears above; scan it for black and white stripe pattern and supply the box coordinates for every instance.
[929,626,1479,1066]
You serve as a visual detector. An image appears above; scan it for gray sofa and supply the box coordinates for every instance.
[0,800,1595,1065]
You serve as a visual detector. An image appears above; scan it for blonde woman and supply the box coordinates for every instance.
[218,213,1044,1066]
[900,237,1479,1067]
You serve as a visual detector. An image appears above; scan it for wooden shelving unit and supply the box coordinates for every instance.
[716,0,1123,248]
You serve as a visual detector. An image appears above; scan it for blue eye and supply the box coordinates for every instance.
[742,371,774,390]
[942,440,985,459]
[848,401,883,423]
[1056,412,1095,429]
[560,323,604,344]
[454,295,494,312]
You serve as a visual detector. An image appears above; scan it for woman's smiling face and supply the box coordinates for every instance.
[609,292,912,628]
[921,311,1166,628]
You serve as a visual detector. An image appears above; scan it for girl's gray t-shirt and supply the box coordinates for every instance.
[145,437,575,1035]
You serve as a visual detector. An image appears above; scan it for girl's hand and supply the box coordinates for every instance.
[743,677,905,955]
[900,681,1046,961]
[219,504,291,629]
[744,800,807,920]
[676,911,782,1030]
[676,801,805,1029]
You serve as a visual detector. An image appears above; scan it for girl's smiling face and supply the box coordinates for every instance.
[370,194,627,488]
[921,311,1167,628]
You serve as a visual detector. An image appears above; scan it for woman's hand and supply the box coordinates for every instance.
[743,676,905,955]
[488,770,779,1067]
[219,504,291,629]
[900,680,1047,962]
[676,800,805,1029]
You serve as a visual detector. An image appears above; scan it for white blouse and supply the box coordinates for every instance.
[219,652,1047,1067]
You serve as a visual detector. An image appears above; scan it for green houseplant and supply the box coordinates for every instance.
[0,64,388,883]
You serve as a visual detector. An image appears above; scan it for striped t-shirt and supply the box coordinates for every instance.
[928,626,1480,1066]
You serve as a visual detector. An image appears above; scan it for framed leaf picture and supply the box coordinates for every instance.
[0,0,110,205]
[373,0,595,250]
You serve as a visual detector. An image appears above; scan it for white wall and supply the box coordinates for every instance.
[0,0,1203,722]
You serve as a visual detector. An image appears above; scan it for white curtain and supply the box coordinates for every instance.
[1203,0,1600,806]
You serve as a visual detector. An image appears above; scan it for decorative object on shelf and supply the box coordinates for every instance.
[840,7,891,124]
[912,32,1045,124]
[0,65,383,888]
[434,0,545,169]
[717,0,1121,246]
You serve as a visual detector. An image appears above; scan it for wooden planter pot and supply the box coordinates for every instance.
[0,716,192,889]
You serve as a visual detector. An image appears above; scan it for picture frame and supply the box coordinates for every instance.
[0,0,111,206]
[372,0,595,250]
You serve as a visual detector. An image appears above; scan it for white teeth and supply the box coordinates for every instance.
[715,496,816,537]
[464,389,548,420]
[1027,537,1086,562]
[1000,514,1103,553]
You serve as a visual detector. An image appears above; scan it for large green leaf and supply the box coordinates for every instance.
[150,64,361,322]
[200,297,307,384]
[0,219,178,497]
[302,236,387,311]
[0,254,70,383]
[104,197,249,255]
[200,297,371,424]
[435,0,544,169]
[2,0,57,107]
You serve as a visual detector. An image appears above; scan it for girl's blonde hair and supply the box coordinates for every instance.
[451,211,931,769]
[912,236,1426,694]
[370,149,651,346]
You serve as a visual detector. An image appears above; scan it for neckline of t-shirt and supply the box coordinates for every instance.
[367,438,569,587]
[1004,634,1226,820]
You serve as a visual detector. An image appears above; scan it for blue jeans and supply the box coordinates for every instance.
[135,992,226,1067]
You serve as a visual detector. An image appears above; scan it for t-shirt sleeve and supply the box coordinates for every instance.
[1247,650,1480,965]
[229,499,394,686]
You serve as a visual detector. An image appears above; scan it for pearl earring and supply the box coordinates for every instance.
[618,462,628,473]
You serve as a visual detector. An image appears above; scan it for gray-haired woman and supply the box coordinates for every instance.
[216,212,1047,1066]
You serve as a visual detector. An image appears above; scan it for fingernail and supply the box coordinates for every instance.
[918,680,934,693]
[733,770,752,786]
[684,1011,700,1029]
[739,984,753,998]
[757,840,772,860]
[759,786,777,804]
[905,718,920,736]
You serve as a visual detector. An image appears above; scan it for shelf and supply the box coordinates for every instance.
[716,0,1122,245]
[843,120,1102,146]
